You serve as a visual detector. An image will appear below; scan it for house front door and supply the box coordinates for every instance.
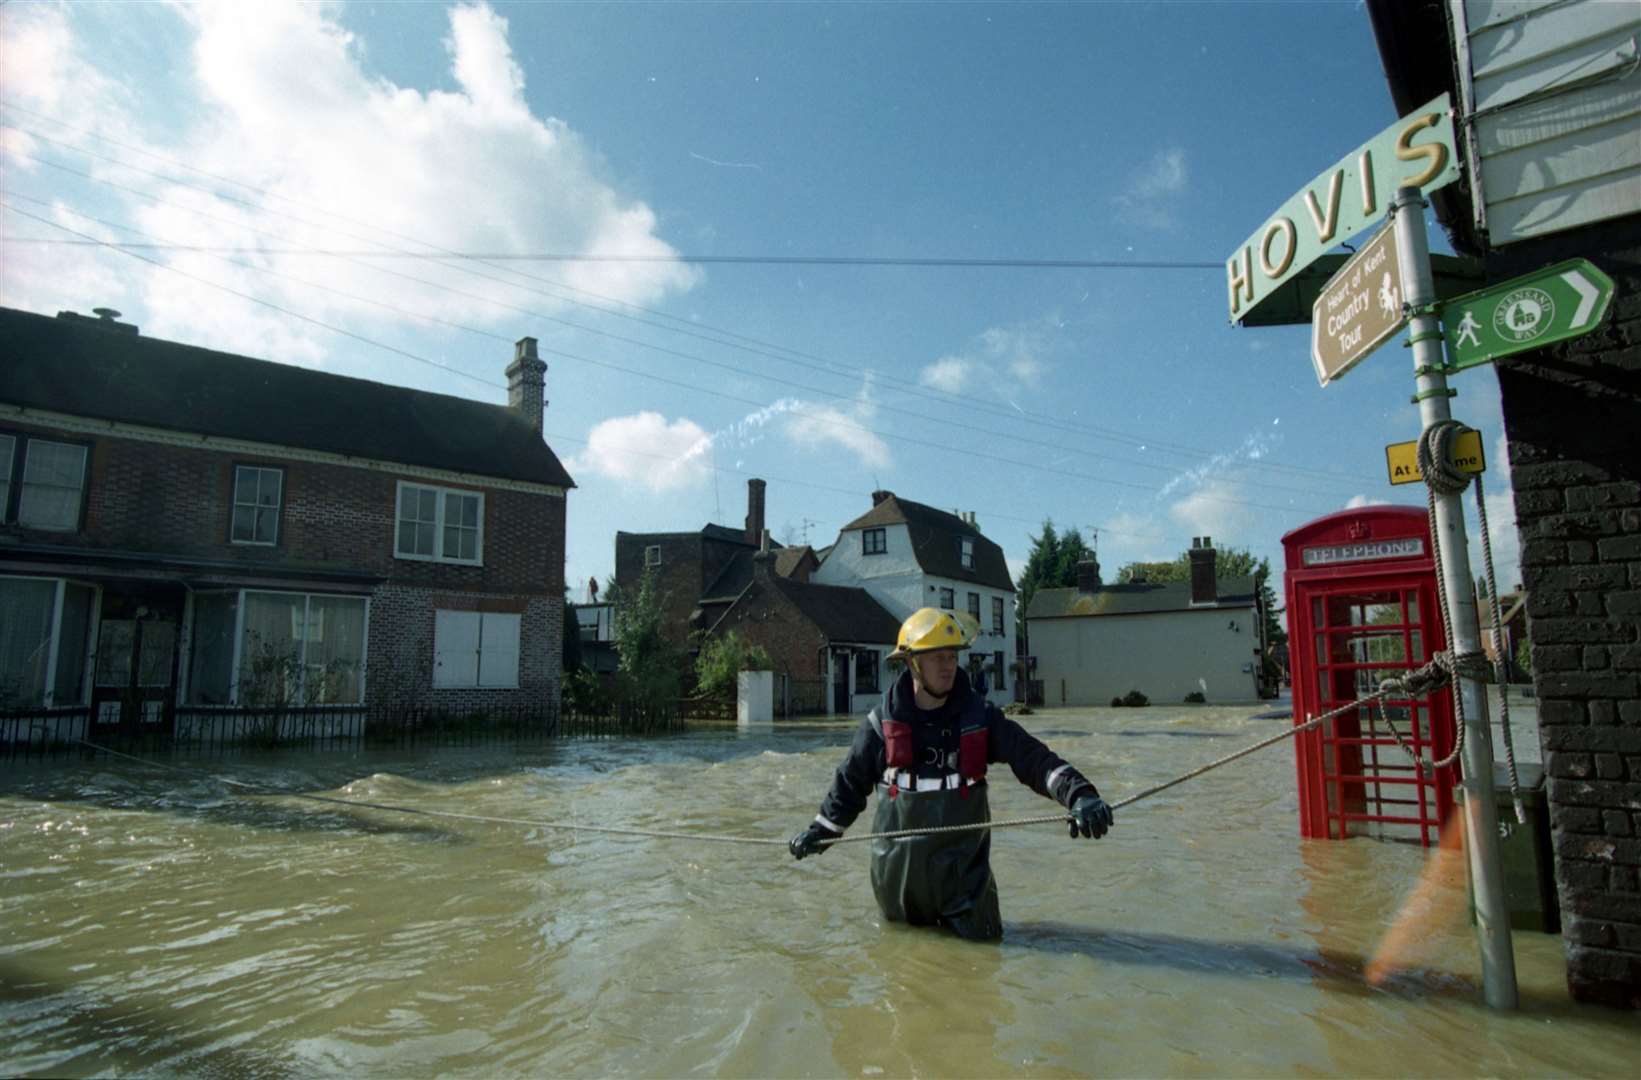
[91,589,182,734]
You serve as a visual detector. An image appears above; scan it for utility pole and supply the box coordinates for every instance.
[1391,185,1518,1010]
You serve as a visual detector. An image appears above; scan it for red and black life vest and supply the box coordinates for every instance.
[877,692,989,787]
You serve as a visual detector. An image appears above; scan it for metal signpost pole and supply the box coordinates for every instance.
[1390,185,1519,1010]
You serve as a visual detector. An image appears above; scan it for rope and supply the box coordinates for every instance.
[1411,420,1527,822]
[50,705,1338,849]
[44,679,1456,850]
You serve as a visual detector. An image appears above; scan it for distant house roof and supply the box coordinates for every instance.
[1028,577,1258,620]
[0,306,575,489]
[839,492,1013,592]
[766,576,901,644]
[774,545,817,578]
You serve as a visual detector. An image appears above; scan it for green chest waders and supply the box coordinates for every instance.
[868,782,1002,941]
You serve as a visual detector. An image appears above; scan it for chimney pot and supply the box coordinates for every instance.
[871,490,892,506]
[1076,556,1100,594]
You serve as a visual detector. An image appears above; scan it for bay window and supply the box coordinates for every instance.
[187,589,367,705]
[0,576,96,708]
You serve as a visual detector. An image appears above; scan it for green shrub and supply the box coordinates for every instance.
[1183,690,1206,704]
[694,630,774,699]
[1121,690,1150,707]
[1110,696,1124,708]
[1515,636,1533,679]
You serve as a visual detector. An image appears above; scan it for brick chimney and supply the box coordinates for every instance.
[1189,536,1218,606]
[1077,555,1101,593]
[752,528,776,579]
[745,478,766,546]
[506,337,548,435]
[871,489,892,506]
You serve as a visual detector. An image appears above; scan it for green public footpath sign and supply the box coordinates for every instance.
[1441,260,1615,371]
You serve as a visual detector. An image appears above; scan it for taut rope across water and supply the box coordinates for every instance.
[51,674,1452,849]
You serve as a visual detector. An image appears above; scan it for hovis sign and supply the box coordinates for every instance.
[1385,430,1486,486]
[1311,224,1404,386]
[1228,93,1459,324]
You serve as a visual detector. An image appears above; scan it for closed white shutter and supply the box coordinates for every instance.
[433,610,480,688]
[477,613,520,687]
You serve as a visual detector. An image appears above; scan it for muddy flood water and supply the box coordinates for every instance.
[3,700,1636,1077]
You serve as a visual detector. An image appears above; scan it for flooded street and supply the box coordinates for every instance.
[3,701,1634,1077]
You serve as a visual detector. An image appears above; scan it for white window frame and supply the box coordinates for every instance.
[231,465,283,546]
[187,588,370,706]
[433,609,521,689]
[0,434,13,516]
[644,544,662,568]
[394,480,483,566]
[959,537,975,569]
[938,586,954,610]
[13,436,89,532]
[0,574,100,708]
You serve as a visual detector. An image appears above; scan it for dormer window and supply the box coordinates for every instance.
[862,527,887,556]
[959,537,975,569]
[645,545,662,568]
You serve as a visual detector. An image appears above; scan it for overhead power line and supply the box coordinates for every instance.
[1,113,1373,489]
[9,239,1221,270]
[3,197,1339,522]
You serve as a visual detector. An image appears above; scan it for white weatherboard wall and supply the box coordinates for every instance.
[1453,0,1641,244]
[1033,608,1261,706]
[813,523,1015,693]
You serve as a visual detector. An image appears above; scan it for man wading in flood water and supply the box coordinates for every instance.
[789,608,1113,940]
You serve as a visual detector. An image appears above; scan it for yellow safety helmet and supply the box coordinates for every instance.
[888,607,980,661]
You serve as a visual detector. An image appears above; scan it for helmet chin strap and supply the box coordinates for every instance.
[908,655,950,704]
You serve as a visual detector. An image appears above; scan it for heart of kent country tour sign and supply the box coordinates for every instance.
[1228,93,1459,325]
[1385,429,1485,485]
[1441,260,1616,371]
[1311,223,1404,386]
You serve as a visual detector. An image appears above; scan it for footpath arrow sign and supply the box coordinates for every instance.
[1310,223,1406,387]
[1441,259,1615,371]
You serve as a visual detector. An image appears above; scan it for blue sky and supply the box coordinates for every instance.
[0,1,1521,609]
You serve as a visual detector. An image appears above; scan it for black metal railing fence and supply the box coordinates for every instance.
[1,698,689,762]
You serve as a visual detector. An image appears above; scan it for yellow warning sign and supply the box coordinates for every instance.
[1385,430,1486,485]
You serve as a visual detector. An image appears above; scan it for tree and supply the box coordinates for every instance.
[562,596,584,673]
[607,568,685,708]
[1017,519,1096,619]
[694,630,774,698]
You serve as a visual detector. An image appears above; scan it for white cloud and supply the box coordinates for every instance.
[1157,429,1281,500]
[782,375,890,468]
[1112,147,1188,230]
[920,356,973,393]
[2,2,698,361]
[919,319,1057,397]
[1168,481,1262,549]
[569,411,712,493]
[1344,494,1392,509]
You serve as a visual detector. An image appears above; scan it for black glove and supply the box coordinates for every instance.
[1067,790,1113,839]
[789,820,842,860]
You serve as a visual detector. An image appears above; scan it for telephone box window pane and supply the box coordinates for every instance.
[1410,630,1424,661]
[1407,595,1420,623]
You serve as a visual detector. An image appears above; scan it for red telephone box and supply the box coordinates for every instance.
[1282,507,1457,846]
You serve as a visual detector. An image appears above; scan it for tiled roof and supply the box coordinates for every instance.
[0,306,575,488]
[769,576,901,643]
[839,493,1013,592]
[1028,576,1258,619]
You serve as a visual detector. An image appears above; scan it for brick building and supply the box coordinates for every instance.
[1369,1,1640,1007]
[702,539,899,715]
[0,306,573,733]
[613,478,815,651]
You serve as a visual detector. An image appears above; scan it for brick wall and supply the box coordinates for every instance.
[613,530,754,652]
[2,422,567,709]
[707,575,829,679]
[1493,214,1641,1008]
